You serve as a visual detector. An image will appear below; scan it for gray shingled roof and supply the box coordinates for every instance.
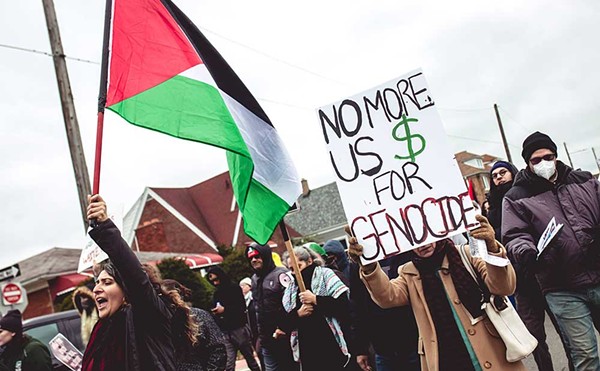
[19,247,220,285]
[19,248,83,285]
[284,182,347,235]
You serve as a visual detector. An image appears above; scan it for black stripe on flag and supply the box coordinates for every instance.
[161,0,274,128]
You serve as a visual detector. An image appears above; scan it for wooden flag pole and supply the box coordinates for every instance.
[92,0,113,198]
[279,221,306,292]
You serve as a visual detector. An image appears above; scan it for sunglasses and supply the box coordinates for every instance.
[491,169,509,179]
[529,153,555,165]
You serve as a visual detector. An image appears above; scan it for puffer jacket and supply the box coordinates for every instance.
[245,244,290,348]
[502,161,600,293]
[88,219,176,371]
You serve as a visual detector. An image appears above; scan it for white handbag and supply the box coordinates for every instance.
[458,244,538,362]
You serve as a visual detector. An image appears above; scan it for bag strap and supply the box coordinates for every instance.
[458,244,494,303]
[458,244,478,281]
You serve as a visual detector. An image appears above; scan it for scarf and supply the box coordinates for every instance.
[82,309,127,371]
[413,239,484,370]
[282,265,349,362]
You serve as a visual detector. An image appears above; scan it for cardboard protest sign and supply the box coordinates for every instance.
[318,69,478,263]
[78,206,123,273]
[49,333,83,371]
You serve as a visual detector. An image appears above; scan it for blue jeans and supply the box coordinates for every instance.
[261,342,298,371]
[375,352,419,371]
[546,285,600,371]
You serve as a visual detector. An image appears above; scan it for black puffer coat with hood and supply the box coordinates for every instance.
[245,244,289,348]
[502,161,600,293]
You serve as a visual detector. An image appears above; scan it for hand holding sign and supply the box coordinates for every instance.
[469,215,499,253]
[346,225,377,274]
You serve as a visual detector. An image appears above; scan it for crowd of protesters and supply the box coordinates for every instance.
[5,130,594,371]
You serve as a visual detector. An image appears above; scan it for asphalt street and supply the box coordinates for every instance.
[236,314,597,370]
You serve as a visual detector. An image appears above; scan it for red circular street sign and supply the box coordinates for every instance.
[2,283,22,305]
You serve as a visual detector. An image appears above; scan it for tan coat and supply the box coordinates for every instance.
[361,245,526,371]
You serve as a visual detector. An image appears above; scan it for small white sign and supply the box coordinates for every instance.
[49,333,83,371]
[317,69,478,263]
[78,207,124,273]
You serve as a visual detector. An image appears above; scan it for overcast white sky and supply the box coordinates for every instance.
[1,0,599,268]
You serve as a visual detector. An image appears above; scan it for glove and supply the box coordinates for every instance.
[345,225,377,274]
[520,246,538,268]
[470,214,500,253]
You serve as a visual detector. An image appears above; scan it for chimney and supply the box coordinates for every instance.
[301,178,310,197]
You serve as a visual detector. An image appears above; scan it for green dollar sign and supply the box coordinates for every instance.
[392,114,426,162]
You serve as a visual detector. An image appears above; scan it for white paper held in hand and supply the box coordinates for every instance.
[537,217,563,258]
[465,203,510,267]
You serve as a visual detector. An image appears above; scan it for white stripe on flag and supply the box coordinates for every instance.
[180,64,301,205]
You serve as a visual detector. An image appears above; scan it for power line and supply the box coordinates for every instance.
[0,43,99,65]
[447,134,521,149]
[199,27,349,87]
[497,105,531,134]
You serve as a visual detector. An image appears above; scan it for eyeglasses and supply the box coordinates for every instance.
[491,169,509,180]
[529,153,555,165]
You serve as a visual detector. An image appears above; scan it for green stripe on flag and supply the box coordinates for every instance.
[237,176,291,244]
[108,74,286,244]
[108,75,250,158]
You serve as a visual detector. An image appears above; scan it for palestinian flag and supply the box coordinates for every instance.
[104,0,301,244]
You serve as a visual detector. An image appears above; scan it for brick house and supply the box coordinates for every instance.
[454,151,502,206]
[122,172,300,255]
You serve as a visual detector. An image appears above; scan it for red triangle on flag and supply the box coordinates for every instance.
[107,0,202,106]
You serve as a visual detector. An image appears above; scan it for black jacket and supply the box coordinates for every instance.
[88,219,176,371]
[245,244,290,348]
[349,253,419,358]
[206,266,247,331]
[503,161,600,293]
[487,162,518,242]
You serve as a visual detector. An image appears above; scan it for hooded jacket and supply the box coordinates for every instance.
[72,286,99,347]
[206,266,247,331]
[502,161,600,293]
[0,334,52,371]
[487,162,519,242]
[245,244,290,348]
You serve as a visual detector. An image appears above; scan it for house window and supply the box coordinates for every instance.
[464,158,484,169]
[482,176,490,191]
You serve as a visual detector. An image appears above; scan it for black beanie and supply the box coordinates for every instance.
[0,309,22,334]
[521,131,557,163]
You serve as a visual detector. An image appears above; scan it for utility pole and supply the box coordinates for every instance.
[493,104,512,163]
[42,0,91,231]
[592,147,600,174]
[563,142,574,168]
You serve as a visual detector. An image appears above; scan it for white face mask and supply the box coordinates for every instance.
[532,160,556,180]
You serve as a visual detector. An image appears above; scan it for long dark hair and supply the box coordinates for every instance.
[141,265,198,351]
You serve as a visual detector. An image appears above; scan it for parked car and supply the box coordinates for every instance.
[22,310,84,371]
